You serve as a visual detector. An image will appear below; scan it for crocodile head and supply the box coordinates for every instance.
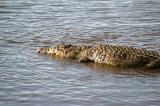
[37,44,84,58]
[37,47,54,54]
[37,44,70,54]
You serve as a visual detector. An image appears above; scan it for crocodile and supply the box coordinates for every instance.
[37,44,160,69]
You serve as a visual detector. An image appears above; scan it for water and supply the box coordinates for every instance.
[0,0,160,106]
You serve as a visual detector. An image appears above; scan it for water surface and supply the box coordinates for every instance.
[0,0,160,106]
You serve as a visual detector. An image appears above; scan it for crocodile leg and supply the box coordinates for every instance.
[78,57,92,63]
[145,58,160,69]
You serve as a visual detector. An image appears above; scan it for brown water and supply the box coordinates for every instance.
[0,0,160,106]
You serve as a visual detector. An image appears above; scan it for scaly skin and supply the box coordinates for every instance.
[37,44,160,69]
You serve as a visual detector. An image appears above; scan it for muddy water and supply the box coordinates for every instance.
[0,0,160,106]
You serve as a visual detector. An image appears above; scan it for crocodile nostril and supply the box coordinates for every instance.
[37,48,43,53]
[37,49,41,53]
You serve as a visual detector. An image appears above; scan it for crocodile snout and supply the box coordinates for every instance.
[37,48,41,53]
[37,48,47,54]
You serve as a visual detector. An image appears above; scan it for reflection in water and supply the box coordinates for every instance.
[0,0,160,106]
[85,62,160,76]
[48,54,160,77]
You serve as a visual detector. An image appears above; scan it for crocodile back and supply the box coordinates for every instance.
[89,45,159,67]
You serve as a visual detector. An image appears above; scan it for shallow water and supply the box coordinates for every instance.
[0,0,160,106]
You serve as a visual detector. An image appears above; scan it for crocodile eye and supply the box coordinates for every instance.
[65,50,68,53]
